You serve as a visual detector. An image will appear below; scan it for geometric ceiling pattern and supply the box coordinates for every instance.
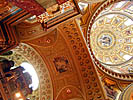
[90,1,133,74]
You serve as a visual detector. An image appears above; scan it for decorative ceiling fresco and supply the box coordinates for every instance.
[0,0,133,100]
[24,0,76,24]
[0,0,9,15]
[36,0,57,8]
[89,1,133,74]
[0,0,17,20]
[6,0,46,16]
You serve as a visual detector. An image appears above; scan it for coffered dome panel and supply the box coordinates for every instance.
[89,1,133,74]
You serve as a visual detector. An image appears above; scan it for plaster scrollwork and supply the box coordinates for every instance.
[12,43,53,100]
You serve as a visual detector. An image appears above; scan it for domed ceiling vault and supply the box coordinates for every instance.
[80,0,133,80]
[80,0,133,99]
[88,0,133,75]
[79,0,105,39]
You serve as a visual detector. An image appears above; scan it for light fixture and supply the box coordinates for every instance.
[18,98,23,100]
[15,92,21,98]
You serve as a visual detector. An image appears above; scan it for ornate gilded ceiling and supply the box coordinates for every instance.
[78,0,105,3]
[0,43,53,100]
[89,1,133,74]
[24,0,76,24]
[0,0,17,20]
[0,0,133,100]
[36,0,57,8]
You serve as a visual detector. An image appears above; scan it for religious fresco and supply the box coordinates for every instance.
[102,79,119,100]
[104,83,118,100]
[53,56,69,73]
[98,33,113,49]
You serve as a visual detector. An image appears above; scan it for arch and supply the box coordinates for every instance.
[119,84,133,100]
[12,43,53,100]
[55,85,85,100]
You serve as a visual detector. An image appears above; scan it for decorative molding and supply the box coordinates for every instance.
[12,43,53,100]
[58,19,107,100]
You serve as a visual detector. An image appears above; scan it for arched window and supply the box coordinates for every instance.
[21,62,39,90]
